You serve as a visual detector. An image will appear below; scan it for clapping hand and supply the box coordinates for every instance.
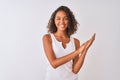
[86,33,96,49]
[78,33,96,53]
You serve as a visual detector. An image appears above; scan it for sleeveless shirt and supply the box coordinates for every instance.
[45,34,78,80]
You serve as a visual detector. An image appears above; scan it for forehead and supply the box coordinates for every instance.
[55,10,67,17]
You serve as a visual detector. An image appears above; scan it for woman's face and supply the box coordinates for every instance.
[54,10,69,31]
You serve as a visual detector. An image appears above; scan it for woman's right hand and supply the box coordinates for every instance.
[78,40,89,53]
[78,33,96,53]
[86,33,96,49]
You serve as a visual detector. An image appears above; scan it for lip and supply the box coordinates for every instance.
[60,25,65,27]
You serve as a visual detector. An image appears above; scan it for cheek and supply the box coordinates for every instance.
[54,21,58,27]
[65,20,69,23]
[65,21,69,26]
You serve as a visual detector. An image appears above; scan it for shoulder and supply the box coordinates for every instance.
[42,34,51,39]
[74,38,80,45]
[73,37,80,49]
[42,34,52,43]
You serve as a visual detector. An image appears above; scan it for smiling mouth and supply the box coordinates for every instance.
[59,24,66,28]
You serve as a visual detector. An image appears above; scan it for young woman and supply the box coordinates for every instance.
[42,6,96,80]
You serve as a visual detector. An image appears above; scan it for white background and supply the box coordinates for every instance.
[0,0,120,80]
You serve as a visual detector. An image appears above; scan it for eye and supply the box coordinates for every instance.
[64,17,68,20]
[55,17,60,20]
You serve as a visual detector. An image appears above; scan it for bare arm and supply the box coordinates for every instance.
[42,34,86,68]
[72,38,80,71]
[72,33,96,74]
[72,45,88,74]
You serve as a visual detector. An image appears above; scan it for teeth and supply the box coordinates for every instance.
[60,25,64,27]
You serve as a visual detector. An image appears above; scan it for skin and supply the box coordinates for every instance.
[43,10,96,74]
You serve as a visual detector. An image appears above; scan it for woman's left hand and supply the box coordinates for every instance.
[86,33,96,49]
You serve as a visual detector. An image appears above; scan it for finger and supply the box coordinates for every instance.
[92,33,96,39]
[86,38,94,48]
[90,34,95,42]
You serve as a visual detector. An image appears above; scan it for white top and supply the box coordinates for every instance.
[45,34,78,80]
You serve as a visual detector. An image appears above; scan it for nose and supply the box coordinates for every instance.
[60,19,64,24]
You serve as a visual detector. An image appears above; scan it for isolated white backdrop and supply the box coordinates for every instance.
[0,0,120,80]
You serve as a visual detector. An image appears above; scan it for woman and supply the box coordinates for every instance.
[42,6,96,80]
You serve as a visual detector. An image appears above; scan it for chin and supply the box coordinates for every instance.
[59,28,67,31]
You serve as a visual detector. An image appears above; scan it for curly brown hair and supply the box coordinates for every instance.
[47,6,79,37]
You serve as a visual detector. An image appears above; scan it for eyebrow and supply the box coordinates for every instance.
[55,16,68,18]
